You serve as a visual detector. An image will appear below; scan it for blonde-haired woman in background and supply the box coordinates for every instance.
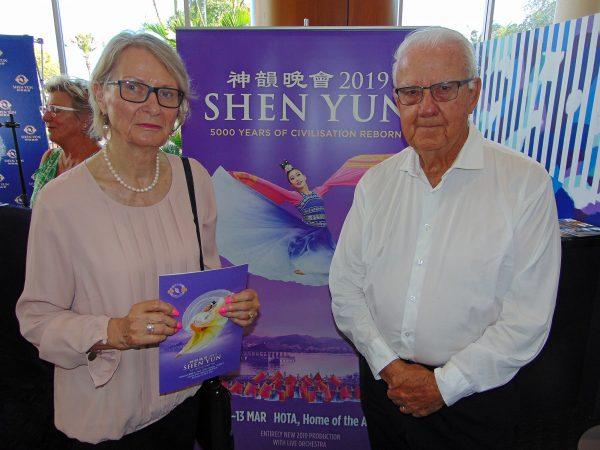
[32,76,100,206]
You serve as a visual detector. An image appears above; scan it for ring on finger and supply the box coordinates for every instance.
[146,323,155,334]
[248,311,256,320]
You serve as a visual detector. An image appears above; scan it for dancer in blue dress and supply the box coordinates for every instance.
[212,154,391,286]
[279,160,336,282]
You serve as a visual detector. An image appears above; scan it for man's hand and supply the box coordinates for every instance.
[380,359,446,418]
[379,358,409,388]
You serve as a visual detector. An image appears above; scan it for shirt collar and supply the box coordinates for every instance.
[451,122,484,170]
[398,122,484,176]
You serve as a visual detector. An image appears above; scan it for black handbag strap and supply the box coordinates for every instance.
[182,157,205,271]
[182,159,231,444]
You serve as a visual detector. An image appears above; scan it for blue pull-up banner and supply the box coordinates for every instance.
[0,34,47,206]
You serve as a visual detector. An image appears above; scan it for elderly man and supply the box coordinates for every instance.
[329,27,561,449]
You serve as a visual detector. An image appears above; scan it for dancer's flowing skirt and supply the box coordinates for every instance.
[212,167,335,286]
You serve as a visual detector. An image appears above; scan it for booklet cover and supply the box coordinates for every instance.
[159,264,248,395]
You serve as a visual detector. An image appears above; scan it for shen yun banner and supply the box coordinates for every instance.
[177,28,412,450]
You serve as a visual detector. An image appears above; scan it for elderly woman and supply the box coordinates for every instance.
[32,76,101,206]
[16,31,259,447]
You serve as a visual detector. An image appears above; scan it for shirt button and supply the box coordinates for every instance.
[424,223,431,231]
[409,295,416,302]
[417,259,424,265]
[404,332,411,338]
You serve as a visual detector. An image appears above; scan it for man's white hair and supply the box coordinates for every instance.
[392,27,479,87]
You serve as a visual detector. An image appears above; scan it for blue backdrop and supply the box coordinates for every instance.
[0,34,47,206]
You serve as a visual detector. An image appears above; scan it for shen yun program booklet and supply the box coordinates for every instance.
[159,264,248,395]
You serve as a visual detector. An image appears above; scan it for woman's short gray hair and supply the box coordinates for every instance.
[89,31,191,139]
[392,27,479,87]
[45,76,93,115]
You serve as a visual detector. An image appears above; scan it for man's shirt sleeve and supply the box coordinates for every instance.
[330,180,398,378]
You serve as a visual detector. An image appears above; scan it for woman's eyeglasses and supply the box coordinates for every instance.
[106,80,184,108]
[39,105,79,117]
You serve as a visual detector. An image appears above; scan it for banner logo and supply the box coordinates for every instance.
[13,74,33,92]
[0,173,9,189]
[0,99,16,116]
[2,149,19,166]
[0,49,6,66]
[15,75,28,85]
[22,125,41,142]
[167,283,188,298]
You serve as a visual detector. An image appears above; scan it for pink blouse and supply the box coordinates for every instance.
[16,153,220,443]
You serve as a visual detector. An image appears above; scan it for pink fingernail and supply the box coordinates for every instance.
[172,308,180,317]
[176,321,182,330]
[225,296,233,305]
[219,307,228,316]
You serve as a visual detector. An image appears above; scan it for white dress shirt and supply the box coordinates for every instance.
[329,123,561,406]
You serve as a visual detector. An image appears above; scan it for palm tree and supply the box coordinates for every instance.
[143,0,250,153]
[35,49,60,83]
[72,33,96,77]
[143,0,250,48]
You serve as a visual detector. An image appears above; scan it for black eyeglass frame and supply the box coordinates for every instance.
[394,78,475,106]
[106,80,184,108]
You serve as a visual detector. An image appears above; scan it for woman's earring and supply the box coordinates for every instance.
[102,114,110,139]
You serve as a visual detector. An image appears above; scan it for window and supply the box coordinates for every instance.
[3,0,559,82]
[401,0,487,42]
[59,0,178,79]
[3,0,60,82]
[492,0,557,39]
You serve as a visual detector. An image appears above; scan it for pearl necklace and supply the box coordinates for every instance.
[103,147,160,193]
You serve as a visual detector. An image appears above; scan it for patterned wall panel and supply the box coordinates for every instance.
[473,13,599,225]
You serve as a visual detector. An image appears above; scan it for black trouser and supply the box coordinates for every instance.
[70,392,200,450]
[359,355,519,450]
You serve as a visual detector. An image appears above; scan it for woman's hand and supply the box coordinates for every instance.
[107,300,181,350]
[219,289,260,327]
